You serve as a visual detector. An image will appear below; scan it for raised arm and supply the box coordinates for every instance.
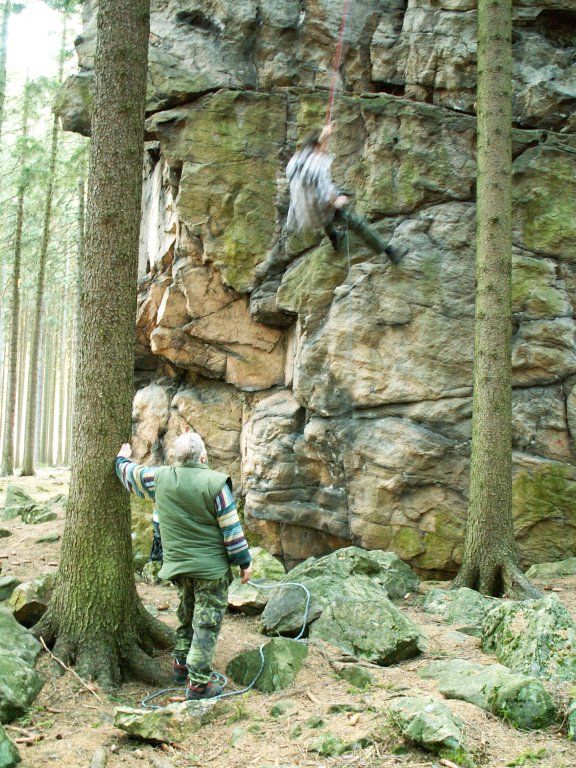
[115,443,158,502]
[215,482,252,582]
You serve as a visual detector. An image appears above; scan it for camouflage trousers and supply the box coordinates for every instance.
[172,573,230,685]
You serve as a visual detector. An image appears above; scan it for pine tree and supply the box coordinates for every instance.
[452,0,539,599]
[0,79,31,476]
[34,0,173,685]
[20,14,67,475]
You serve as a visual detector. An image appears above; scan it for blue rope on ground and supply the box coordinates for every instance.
[140,579,311,709]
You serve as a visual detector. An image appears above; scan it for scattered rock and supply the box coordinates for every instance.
[34,534,60,545]
[0,530,11,539]
[419,659,556,730]
[311,587,423,665]
[0,611,42,667]
[308,732,371,757]
[114,700,216,743]
[0,655,43,723]
[482,596,576,682]
[421,587,497,636]
[388,696,470,763]
[46,493,67,510]
[228,548,285,615]
[0,579,21,602]
[337,665,375,690]
[144,604,159,618]
[1,486,34,521]
[20,507,57,525]
[226,638,308,693]
[0,723,20,767]
[261,547,418,636]
[7,574,56,627]
[269,700,296,718]
[525,558,576,581]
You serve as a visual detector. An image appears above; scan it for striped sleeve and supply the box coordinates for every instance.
[215,483,252,569]
[115,457,157,502]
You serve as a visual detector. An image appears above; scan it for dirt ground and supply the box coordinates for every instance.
[1,469,575,768]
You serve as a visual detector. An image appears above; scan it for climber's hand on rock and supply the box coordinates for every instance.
[334,194,349,210]
[241,566,253,584]
[117,443,132,459]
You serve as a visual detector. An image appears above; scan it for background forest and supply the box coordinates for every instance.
[0,0,85,473]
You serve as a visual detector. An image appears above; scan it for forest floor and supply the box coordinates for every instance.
[1,470,575,768]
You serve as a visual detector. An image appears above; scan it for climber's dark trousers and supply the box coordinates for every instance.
[326,209,398,260]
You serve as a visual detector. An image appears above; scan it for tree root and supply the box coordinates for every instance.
[124,645,171,686]
[451,558,542,599]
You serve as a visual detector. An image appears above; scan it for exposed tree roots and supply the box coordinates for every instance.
[33,607,175,690]
[452,558,542,599]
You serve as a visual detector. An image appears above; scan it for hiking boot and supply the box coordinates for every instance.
[173,658,188,685]
[186,679,224,700]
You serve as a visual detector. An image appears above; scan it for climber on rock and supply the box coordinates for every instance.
[256,123,403,282]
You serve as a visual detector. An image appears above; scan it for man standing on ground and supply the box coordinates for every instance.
[115,432,252,700]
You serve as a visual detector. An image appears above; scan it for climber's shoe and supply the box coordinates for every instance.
[186,679,224,700]
[173,658,188,685]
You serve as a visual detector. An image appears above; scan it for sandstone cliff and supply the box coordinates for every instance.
[59,0,576,575]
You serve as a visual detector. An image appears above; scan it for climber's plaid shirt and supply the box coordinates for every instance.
[115,457,251,569]
[286,146,339,232]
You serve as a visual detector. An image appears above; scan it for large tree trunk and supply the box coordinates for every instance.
[1,81,30,476]
[21,16,67,476]
[452,0,538,599]
[34,0,173,687]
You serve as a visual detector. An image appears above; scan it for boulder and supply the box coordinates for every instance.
[0,611,41,667]
[421,587,497,636]
[228,548,285,614]
[0,655,43,723]
[261,547,418,636]
[481,596,576,682]
[337,665,375,690]
[308,732,371,757]
[419,659,556,730]
[310,588,423,665]
[20,506,57,525]
[114,700,216,743]
[388,696,469,761]
[0,486,35,522]
[525,557,576,580]
[0,530,11,539]
[7,574,56,627]
[0,579,20,603]
[226,638,308,693]
[0,724,20,768]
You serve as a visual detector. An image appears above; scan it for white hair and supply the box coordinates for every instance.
[172,432,207,464]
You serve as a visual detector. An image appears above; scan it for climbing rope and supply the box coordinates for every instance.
[140,580,311,709]
[326,0,352,127]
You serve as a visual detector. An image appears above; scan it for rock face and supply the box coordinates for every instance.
[261,547,418,636]
[481,596,576,683]
[421,588,497,637]
[419,659,556,730]
[59,1,576,575]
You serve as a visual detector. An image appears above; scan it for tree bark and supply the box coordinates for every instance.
[21,15,67,476]
[1,80,30,476]
[34,0,174,686]
[452,0,539,599]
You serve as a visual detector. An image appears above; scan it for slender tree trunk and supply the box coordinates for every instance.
[21,16,67,476]
[34,0,173,686]
[15,303,29,467]
[34,330,44,466]
[452,0,538,599]
[0,0,11,148]
[1,80,30,476]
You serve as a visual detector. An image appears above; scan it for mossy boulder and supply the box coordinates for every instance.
[0,724,20,768]
[481,596,576,683]
[0,486,34,522]
[419,659,556,730]
[261,547,418,636]
[421,587,497,637]
[0,611,41,667]
[308,732,371,757]
[228,547,286,614]
[0,655,43,724]
[337,665,375,690]
[310,589,423,665]
[388,696,470,763]
[226,638,308,693]
[0,579,20,603]
[7,574,56,627]
[525,557,576,581]
[114,700,216,743]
